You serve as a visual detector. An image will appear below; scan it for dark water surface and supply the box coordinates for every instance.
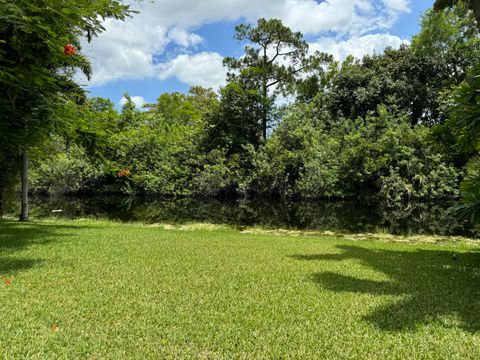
[5,195,478,237]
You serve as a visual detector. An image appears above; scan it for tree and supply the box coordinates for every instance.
[443,64,480,220]
[0,151,19,219]
[204,81,263,156]
[450,69,480,150]
[327,46,449,126]
[223,18,313,140]
[455,156,480,222]
[434,0,480,26]
[186,86,219,120]
[430,1,480,222]
[327,6,479,128]
[0,0,131,220]
[295,59,336,104]
[119,93,141,129]
[413,3,480,80]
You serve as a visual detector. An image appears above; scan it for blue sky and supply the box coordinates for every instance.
[79,0,434,108]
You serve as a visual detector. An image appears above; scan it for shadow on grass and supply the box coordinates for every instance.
[292,245,480,333]
[0,220,91,275]
[0,257,43,275]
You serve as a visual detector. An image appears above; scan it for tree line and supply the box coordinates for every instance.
[1,1,480,221]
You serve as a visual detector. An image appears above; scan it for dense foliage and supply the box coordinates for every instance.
[3,3,480,215]
[29,96,461,202]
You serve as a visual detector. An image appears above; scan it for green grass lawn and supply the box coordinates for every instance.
[1,219,480,359]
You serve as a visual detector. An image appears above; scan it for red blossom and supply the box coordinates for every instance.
[63,44,76,56]
[117,169,131,178]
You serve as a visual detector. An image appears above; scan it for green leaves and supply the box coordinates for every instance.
[453,156,480,222]
[248,104,460,202]
[224,18,331,139]
[433,0,480,27]
[0,0,131,146]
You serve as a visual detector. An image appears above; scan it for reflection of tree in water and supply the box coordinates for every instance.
[293,200,380,232]
[378,202,469,236]
[293,245,480,332]
[15,196,478,237]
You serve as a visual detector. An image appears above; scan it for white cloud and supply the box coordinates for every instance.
[80,0,413,88]
[80,17,169,85]
[157,52,227,88]
[167,28,203,48]
[310,33,410,61]
[119,95,147,109]
[123,0,407,36]
[383,0,411,13]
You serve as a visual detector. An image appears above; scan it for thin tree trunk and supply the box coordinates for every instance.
[0,192,3,220]
[19,152,29,222]
[262,45,268,140]
[65,136,71,153]
[262,83,268,140]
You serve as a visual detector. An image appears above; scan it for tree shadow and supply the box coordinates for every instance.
[0,220,91,275]
[0,257,43,274]
[292,245,480,333]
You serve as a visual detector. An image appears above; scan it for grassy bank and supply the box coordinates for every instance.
[1,219,480,359]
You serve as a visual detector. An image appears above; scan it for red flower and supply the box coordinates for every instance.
[4,278,12,286]
[117,169,131,178]
[63,44,76,56]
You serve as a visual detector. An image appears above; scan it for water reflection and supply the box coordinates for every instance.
[4,195,476,237]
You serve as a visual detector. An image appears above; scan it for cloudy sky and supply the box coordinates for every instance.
[79,0,434,107]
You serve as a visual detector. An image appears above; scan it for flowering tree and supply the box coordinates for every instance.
[0,0,131,220]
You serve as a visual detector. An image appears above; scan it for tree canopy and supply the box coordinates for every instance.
[434,0,480,25]
[0,0,131,219]
[224,18,331,139]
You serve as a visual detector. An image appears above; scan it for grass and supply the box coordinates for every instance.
[1,219,480,359]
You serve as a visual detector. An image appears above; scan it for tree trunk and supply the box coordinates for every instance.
[262,83,268,140]
[65,136,71,153]
[262,46,268,140]
[19,152,29,222]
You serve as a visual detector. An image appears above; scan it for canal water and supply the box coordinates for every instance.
[4,195,478,237]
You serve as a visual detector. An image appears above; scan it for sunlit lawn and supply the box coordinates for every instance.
[1,219,480,359]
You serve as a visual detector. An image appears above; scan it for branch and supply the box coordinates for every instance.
[266,65,307,88]
[268,41,282,65]
[266,79,281,88]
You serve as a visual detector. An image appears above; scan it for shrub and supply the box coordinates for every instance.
[30,146,102,195]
